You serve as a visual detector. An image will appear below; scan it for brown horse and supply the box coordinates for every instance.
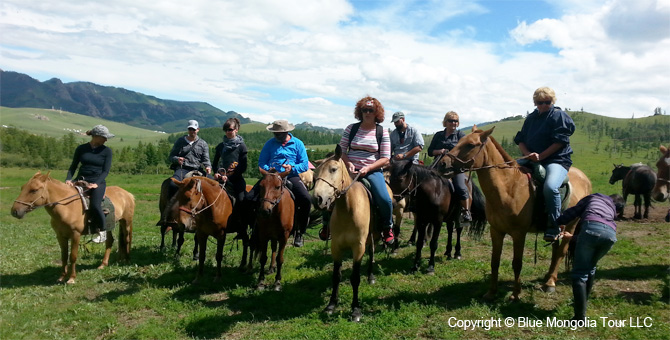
[254,168,295,291]
[11,171,134,284]
[312,145,381,322]
[609,163,657,219]
[438,127,591,300]
[388,160,460,273]
[652,145,670,202]
[171,176,251,284]
[158,176,198,259]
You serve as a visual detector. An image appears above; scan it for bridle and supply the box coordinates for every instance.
[314,165,362,200]
[259,173,288,210]
[13,182,84,212]
[178,178,224,217]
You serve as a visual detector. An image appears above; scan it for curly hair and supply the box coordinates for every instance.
[353,96,385,123]
[533,87,556,105]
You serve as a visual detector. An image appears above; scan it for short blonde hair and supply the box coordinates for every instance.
[533,87,556,105]
[442,111,459,127]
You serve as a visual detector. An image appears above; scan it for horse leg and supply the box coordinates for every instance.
[191,233,198,261]
[367,240,376,284]
[193,232,207,285]
[257,238,269,290]
[484,229,505,301]
[159,224,168,252]
[643,193,651,219]
[56,233,69,283]
[171,228,178,248]
[324,260,342,314]
[633,194,642,219]
[543,222,574,292]
[273,239,287,291]
[454,225,462,260]
[238,232,250,272]
[214,234,227,282]
[427,219,442,275]
[510,233,527,301]
[444,222,454,259]
[67,232,81,284]
[411,219,427,272]
[100,229,113,269]
[268,239,278,274]
[350,260,363,322]
[408,223,417,246]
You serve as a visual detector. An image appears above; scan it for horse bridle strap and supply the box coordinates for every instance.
[13,184,85,211]
[260,174,288,209]
[179,179,224,217]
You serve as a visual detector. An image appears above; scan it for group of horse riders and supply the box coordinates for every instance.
[64,87,631,322]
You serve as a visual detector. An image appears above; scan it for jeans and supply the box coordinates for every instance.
[544,163,568,230]
[571,221,616,283]
[364,171,393,229]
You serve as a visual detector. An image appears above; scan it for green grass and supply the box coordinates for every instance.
[1,167,668,339]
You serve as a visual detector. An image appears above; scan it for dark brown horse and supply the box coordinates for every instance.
[609,163,657,219]
[171,176,251,284]
[652,145,669,203]
[312,145,381,322]
[438,127,591,300]
[158,176,197,259]
[255,168,295,291]
[11,172,134,284]
[388,160,460,273]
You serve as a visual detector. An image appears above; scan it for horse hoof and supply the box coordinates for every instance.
[66,278,76,284]
[351,308,362,322]
[509,295,520,302]
[426,268,435,276]
[455,255,462,260]
[257,283,265,291]
[368,276,376,285]
[482,292,496,301]
[324,305,336,315]
[192,255,199,261]
[544,285,556,293]
[273,282,282,291]
[391,248,399,256]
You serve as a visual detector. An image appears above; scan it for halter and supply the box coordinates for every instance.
[393,170,417,197]
[13,182,83,212]
[314,171,361,201]
[259,173,288,210]
[178,179,224,217]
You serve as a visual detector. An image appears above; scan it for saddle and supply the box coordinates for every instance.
[73,181,116,232]
[520,163,571,231]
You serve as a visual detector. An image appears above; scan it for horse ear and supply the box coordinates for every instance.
[661,145,668,154]
[171,177,184,187]
[334,144,342,161]
[480,126,495,141]
[259,167,268,176]
[278,170,291,178]
[471,124,477,132]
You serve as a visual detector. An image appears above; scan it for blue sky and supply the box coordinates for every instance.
[1,0,668,133]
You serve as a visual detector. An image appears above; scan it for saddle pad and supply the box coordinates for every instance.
[84,196,116,232]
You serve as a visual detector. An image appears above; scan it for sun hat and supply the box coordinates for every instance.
[187,120,199,129]
[391,112,405,123]
[87,125,115,139]
[266,120,295,133]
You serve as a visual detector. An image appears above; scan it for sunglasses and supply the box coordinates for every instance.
[188,128,196,131]
[225,128,236,132]
[362,108,374,113]
[536,100,552,105]
[447,119,459,123]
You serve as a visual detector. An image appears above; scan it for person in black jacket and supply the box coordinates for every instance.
[213,118,248,204]
[65,125,114,243]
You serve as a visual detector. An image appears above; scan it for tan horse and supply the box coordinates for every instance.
[299,169,314,190]
[652,145,670,202]
[438,127,591,300]
[312,145,384,322]
[170,176,251,284]
[11,171,134,284]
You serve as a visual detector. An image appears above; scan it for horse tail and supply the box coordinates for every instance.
[467,182,487,240]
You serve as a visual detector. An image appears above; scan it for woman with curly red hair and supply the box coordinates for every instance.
[337,96,395,245]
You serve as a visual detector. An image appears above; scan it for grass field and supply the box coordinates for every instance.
[1,167,668,339]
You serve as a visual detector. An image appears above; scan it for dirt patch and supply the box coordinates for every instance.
[618,204,670,223]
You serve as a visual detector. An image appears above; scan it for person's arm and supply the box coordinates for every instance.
[291,140,309,175]
[169,137,184,165]
[212,143,222,173]
[199,140,212,174]
[258,140,273,171]
[65,145,82,183]
[538,142,565,161]
[427,131,444,156]
[234,143,248,176]
[402,145,423,160]
[556,196,589,225]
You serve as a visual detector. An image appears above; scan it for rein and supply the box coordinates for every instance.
[13,183,87,212]
[314,171,362,200]
[179,179,225,217]
[260,174,288,210]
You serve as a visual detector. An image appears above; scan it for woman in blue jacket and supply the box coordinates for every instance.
[514,87,575,243]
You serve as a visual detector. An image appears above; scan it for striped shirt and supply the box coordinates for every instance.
[556,193,617,231]
[339,123,391,170]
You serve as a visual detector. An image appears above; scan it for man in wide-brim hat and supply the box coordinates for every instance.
[248,119,311,247]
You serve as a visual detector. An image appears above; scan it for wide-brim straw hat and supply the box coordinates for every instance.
[266,119,295,133]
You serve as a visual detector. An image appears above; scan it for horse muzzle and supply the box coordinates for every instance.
[10,206,27,219]
[312,194,333,211]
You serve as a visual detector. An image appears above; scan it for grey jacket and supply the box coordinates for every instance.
[169,135,212,170]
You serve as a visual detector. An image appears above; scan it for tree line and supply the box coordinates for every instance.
[0,126,339,179]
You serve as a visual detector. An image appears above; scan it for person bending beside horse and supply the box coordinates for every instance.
[338,96,395,245]
[427,111,472,224]
[514,86,575,243]
[246,119,311,247]
[65,125,115,243]
[213,118,248,204]
[557,193,622,321]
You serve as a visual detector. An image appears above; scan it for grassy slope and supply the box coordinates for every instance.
[0,168,668,339]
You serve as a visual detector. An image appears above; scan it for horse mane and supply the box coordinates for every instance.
[405,161,447,184]
[487,135,517,164]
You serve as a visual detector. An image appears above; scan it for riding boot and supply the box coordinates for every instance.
[571,279,588,321]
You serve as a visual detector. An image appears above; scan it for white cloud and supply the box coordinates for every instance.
[1,0,668,135]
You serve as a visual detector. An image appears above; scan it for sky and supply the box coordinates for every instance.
[1,0,669,134]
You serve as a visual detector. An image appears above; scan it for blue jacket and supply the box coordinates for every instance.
[258,133,309,178]
[514,106,575,170]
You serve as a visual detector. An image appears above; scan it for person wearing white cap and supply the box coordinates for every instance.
[65,125,115,243]
[159,120,213,225]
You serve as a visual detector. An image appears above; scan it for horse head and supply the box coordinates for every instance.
[438,126,494,175]
[11,171,52,219]
[312,144,349,211]
[652,145,670,202]
[388,159,415,196]
[609,164,629,185]
[258,168,290,215]
[171,176,205,231]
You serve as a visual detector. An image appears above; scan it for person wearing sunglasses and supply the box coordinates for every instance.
[213,118,248,205]
[390,111,424,164]
[337,96,395,245]
[514,86,575,243]
[427,111,472,225]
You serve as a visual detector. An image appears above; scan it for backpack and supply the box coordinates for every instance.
[347,122,383,156]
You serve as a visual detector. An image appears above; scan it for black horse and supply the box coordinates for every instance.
[388,160,460,273]
[609,163,657,219]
